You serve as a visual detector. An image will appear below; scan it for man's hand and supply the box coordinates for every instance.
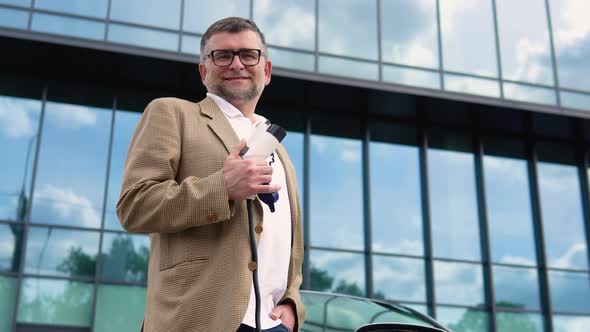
[269,303,296,332]
[224,139,281,200]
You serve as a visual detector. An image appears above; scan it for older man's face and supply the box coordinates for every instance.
[199,30,272,104]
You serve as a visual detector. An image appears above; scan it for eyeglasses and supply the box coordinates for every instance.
[206,49,263,67]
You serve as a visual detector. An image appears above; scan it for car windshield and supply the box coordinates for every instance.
[301,291,443,332]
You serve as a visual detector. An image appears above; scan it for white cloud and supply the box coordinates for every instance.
[552,242,587,269]
[0,97,36,139]
[48,104,97,129]
[499,255,536,266]
[484,156,527,184]
[538,167,577,194]
[513,38,551,83]
[340,148,360,162]
[34,184,101,227]
[553,0,590,48]
[387,42,437,68]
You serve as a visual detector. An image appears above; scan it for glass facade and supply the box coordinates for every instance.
[0,0,589,113]
[0,1,590,332]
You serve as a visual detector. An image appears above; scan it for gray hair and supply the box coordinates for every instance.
[199,17,268,63]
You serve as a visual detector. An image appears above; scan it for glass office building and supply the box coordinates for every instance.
[1,0,589,331]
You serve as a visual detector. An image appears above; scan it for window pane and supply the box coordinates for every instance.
[0,276,17,332]
[484,155,537,265]
[281,131,304,213]
[183,0,249,34]
[381,0,439,68]
[110,0,181,30]
[493,266,541,311]
[439,0,497,77]
[31,13,105,40]
[549,0,590,92]
[254,0,315,50]
[434,261,484,306]
[17,278,93,326]
[429,149,481,260]
[93,285,146,332]
[537,161,588,269]
[310,250,365,297]
[181,35,200,55]
[101,233,149,283]
[310,135,363,250]
[383,65,440,90]
[24,226,99,278]
[503,82,557,105]
[35,0,108,19]
[549,271,590,313]
[319,0,377,60]
[0,7,28,29]
[496,0,554,85]
[373,255,425,303]
[31,102,111,228]
[319,56,378,81]
[496,312,544,332]
[104,110,140,231]
[0,96,41,222]
[561,91,590,111]
[0,223,23,272]
[437,306,490,332]
[444,74,500,98]
[370,141,422,255]
[269,48,315,72]
[0,0,30,6]
[553,315,590,332]
[108,24,179,52]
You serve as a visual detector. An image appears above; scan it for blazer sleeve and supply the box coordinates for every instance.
[116,98,234,234]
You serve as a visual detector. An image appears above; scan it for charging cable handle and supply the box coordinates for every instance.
[239,123,286,332]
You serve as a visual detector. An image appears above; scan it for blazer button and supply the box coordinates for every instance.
[206,214,217,223]
[248,261,257,271]
[255,225,263,234]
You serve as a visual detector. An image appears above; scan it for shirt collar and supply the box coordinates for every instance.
[207,93,267,125]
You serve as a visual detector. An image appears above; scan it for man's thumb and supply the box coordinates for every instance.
[230,139,247,158]
[269,309,280,320]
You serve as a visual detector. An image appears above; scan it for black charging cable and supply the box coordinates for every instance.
[246,199,262,332]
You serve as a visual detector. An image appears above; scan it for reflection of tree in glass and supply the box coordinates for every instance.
[447,302,537,332]
[57,246,96,277]
[310,265,386,299]
[20,280,93,324]
[101,234,149,282]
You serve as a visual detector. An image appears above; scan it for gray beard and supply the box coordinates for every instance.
[214,81,262,103]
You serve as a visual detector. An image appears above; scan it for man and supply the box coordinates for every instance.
[116,17,305,332]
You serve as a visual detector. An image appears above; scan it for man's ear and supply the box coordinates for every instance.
[198,63,207,83]
[264,60,272,86]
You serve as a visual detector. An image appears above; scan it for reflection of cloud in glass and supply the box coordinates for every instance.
[47,103,97,129]
[549,270,590,313]
[0,97,36,139]
[434,261,484,306]
[373,256,425,302]
[493,266,540,310]
[34,184,101,227]
[554,315,590,332]
[552,242,587,269]
[255,0,315,50]
[311,251,365,291]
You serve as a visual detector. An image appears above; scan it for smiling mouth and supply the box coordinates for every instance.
[224,77,250,81]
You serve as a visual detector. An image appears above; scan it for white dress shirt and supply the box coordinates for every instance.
[207,93,292,329]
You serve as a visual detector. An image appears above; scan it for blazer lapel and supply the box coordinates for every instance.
[199,97,239,154]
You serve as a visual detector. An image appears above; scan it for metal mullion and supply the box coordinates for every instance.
[104,0,112,41]
[27,222,101,232]
[435,0,444,89]
[303,113,311,290]
[419,114,436,318]
[526,114,553,332]
[26,0,35,30]
[12,84,47,332]
[309,246,364,255]
[376,0,382,82]
[362,116,373,297]
[474,134,497,332]
[89,96,117,332]
[543,0,561,107]
[491,0,504,98]
[314,0,319,72]
[21,273,95,283]
[577,148,590,274]
[178,0,185,53]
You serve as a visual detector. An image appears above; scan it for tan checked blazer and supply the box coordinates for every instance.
[116,97,305,332]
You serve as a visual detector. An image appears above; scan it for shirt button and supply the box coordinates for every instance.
[248,261,257,271]
[255,225,263,234]
[206,214,217,223]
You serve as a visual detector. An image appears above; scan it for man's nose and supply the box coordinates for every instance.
[228,54,246,70]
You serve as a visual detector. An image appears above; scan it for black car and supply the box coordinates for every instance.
[300,290,449,332]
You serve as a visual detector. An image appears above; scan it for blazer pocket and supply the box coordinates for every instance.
[158,229,213,271]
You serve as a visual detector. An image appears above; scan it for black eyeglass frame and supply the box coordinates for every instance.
[205,49,264,67]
